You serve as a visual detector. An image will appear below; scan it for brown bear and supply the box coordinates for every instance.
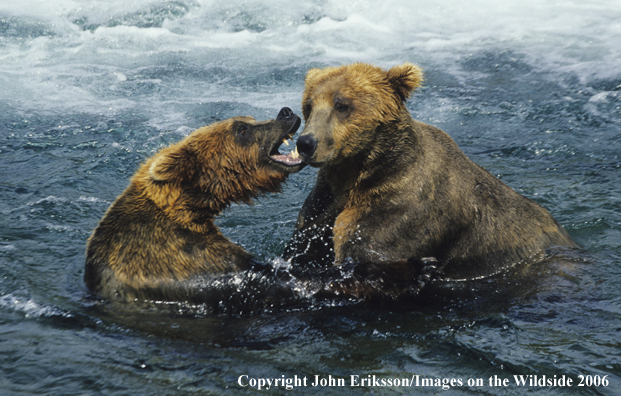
[85,108,304,306]
[284,62,576,287]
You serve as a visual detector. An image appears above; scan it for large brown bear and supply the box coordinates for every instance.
[284,62,576,285]
[85,108,304,305]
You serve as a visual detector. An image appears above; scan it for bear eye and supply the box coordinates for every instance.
[334,102,349,112]
[235,123,254,146]
[334,97,351,114]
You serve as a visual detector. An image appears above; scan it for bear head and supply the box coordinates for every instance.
[296,62,423,166]
[135,107,303,223]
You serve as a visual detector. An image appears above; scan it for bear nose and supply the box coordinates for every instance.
[296,135,317,158]
[277,107,294,120]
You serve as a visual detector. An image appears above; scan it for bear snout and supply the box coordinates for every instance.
[296,134,317,159]
[277,107,295,120]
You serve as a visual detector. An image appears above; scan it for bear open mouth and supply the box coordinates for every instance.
[269,117,303,167]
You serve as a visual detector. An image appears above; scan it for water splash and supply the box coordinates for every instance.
[0,294,73,318]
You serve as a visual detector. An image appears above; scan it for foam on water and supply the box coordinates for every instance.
[0,293,73,318]
[2,0,620,121]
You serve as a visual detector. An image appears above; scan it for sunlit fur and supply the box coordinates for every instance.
[85,116,295,302]
[285,62,576,282]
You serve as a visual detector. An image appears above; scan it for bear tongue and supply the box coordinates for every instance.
[271,147,302,165]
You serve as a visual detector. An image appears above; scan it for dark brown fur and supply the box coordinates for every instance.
[285,63,576,286]
[86,110,303,303]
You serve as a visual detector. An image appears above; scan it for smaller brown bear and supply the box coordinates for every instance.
[85,108,304,305]
[284,63,576,290]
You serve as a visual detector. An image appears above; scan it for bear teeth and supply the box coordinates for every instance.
[282,139,289,146]
[270,146,301,165]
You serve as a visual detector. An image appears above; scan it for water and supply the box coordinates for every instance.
[1,0,620,394]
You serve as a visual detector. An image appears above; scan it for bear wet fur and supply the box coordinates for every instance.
[284,62,576,284]
[85,108,304,304]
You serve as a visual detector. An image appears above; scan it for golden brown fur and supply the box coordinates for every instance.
[86,109,303,303]
[285,63,576,285]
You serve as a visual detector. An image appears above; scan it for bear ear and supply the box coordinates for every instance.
[386,63,424,102]
[148,146,191,183]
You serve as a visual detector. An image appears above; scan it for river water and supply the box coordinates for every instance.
[1,0,620,394]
